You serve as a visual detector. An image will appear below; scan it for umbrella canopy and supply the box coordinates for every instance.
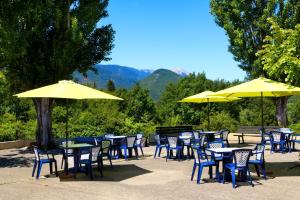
[15,80,123,176]
[179,90,240,103]
[179,91,240,130]
[212,77,300,97]
[15,80,123,100]
[211,77,300,141]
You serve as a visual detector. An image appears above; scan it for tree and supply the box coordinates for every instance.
[126,84,156,123]
[257,19,300,126]
[0,0,115,146]
[210,0,300,127]
[106,79,116,91]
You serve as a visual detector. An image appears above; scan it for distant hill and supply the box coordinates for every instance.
[139,69,182,100]
[73,64,151,89]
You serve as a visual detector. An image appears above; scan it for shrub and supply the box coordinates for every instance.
[199,111,238,132]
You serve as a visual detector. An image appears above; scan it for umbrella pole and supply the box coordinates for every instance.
[261,92,265,144]
[208,99,210,131]
[65,99,69,175]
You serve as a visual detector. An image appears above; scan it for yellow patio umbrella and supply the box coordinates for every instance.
[179,91,240,130]
[212,77,300,130]
[15,80,123,175]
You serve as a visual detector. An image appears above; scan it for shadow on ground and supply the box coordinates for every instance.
[265,161,300,177]
[0,156,32,168]
[60,164,152,182]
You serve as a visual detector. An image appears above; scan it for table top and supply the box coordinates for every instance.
[105,135,126,139]
[59,143,93,149]
[179,136,193,139]
[200,131,217,134]
[207,147,240,153]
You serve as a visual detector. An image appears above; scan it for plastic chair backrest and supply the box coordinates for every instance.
[154,135,161,145]
[126,136,136,148]
[33,146,40,161]
[193,131,200,139]
[91,146,101,162]
[192,148,208,164]
[62,140,74,154]
[136,134,143,145]
[101,140,111,154]
[254,144,265,161]
[208,141,224,158]
[167,137,178,148]
[233,149,252,168]
[271,131,284,142]
[221,129,229,140]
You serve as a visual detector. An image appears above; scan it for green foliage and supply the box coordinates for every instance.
[0,113,35,142]
[124,84,156,123]
[257,18,300,85]
[210,0,300,78]
[199,111,239,132]
[287,96,300,124]
[239,98,276,126]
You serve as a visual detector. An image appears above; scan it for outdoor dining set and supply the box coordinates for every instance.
[31,133,144,180]
[153,128,300,188]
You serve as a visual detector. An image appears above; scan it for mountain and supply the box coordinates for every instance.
[73,64,151,89]
[139,69,182,100]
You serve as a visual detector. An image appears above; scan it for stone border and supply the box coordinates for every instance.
[0,140,35,150]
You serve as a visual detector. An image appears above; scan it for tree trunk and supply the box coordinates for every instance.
[275,96,288,127]
[33,98,54,147]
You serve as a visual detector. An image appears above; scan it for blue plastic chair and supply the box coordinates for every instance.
[60,140,74,169]
[249,144,266,179]
[99,140,113,168]
[191,147,217,184]
[119,136,137,160]
[134,133,144,156]
[166,136,183,162]
[179,132,194,158]
[154,134,166,158]
[291,133,300,151]
[79,145,102,179]
[207,141,225,161]
[270,131,286,153]
[223,149,253,188]
[215,129,230,147]
[32,146,58,179]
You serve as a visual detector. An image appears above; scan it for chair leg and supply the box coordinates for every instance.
[54,160,58,177]
[261,163,267,179]
[231,169,236,188]
[89,164,94,180]
[32,161,37,177]
[247,168,253,186]
[222,168,226,184]
[140,146,144,156]
[197,165,204,184]
[108,155,113,168]
[36,162,43,179]
[61,156,64,169]
[154,146,158,158]
[158,147,162,157]
[191,164,196,181]
[134,147,138,159]
[254,164,260,177]
[124,149,128,160]
[49,162,53,174]
[208,166,213,179]
[98,160,103,177]
[166,149,169,162]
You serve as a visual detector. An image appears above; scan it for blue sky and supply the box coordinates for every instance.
[100,0,246,81]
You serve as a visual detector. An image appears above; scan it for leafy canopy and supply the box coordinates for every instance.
[0,0,115,91]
